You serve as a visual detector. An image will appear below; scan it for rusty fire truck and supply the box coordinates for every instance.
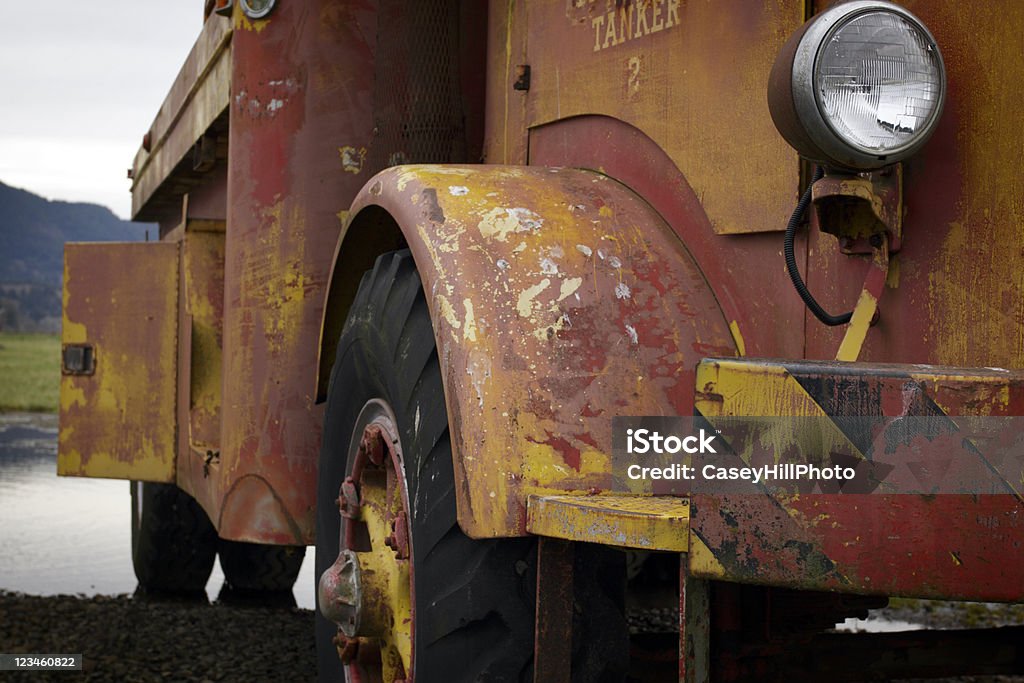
[59,0,1024,680]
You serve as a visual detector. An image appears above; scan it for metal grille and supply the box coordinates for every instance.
[368,0,469,170]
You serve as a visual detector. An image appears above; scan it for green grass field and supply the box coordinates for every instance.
[0,333,60,412]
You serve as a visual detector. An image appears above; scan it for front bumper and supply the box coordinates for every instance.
[690,358,1024,601]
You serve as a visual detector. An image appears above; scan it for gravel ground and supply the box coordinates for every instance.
[3,591,1023,682]
[0,591,315,682]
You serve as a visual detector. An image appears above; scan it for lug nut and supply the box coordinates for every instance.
[341,477,361,519]
[333,632,359,664]
[390,513,410,559]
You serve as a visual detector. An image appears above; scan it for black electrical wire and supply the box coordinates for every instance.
[783,165,852,326]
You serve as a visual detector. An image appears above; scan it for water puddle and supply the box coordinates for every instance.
[0,413,316,608]
[834,617,926,633]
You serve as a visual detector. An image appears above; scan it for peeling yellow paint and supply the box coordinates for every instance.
[260,202,309,355]
[235,11,270,33]
[517,278,551,317]
[478,206,543,242]
[359,465,413,676]
[462,298,477,341]
[437,294,462,330]
[885,254,900,289]
[532,312,570,341]
[522,442,610,482]
[696,359,864,463]
[728,320,746,357]
[688,529,728,577]
[338,146,367,174]
[416,223,448,280]
[526,494,689,552]
[835,288,878,363]
[62,318,87,344]
[60,383,87,411]
[558,276,583,301]
[58,243,178,482]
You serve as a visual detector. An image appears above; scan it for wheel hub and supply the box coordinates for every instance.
[319,402,414,682]
[318,549,363,637]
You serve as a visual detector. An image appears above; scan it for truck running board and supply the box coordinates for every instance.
[526,494,690,552]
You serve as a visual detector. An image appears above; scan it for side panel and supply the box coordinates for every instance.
[59,242,179,481]
[218,0,488,544]
[217,1,378,544]
[523,0,803,235]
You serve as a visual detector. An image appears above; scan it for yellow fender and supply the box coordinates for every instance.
[318,165,736,538]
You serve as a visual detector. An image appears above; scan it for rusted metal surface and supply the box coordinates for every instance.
[217,0,487,545]
[174,221,227,512]
[59,243,180,482]
[65,1,1022,609]
[319,548,362,635]
[522,0,802,235]
[217,0,377,545]
[526,494,689,552]
[691,357,1024,601]
[130,14,232,220]
[325,407,414,682]
[805,0,1024,370]
[529,116,807,361]
[814,166,903,253]
[182,228,225,452]
[679,561,710,683]
[483,0,529,165]
[331,164,736,538]
[534,537,574,683]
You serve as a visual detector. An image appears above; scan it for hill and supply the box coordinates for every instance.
[0,181,150,332]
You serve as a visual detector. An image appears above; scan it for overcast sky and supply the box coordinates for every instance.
[0,3,202,219]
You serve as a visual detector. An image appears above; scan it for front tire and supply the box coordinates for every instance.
[316,250,535,682]
[130,481,217,594]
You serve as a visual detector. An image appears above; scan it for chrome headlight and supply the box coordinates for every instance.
[240,0,276,19]
[768,1,945,170]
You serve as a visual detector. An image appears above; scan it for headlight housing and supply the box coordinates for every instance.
[240,0,276,19]
[768,1,945,170]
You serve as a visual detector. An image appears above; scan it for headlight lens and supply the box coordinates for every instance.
[769,1,946,170]
[815,11,943,155]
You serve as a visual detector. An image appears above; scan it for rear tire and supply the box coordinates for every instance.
[316,250,535,682]
[130,481,217,594]
[218,539,306,592]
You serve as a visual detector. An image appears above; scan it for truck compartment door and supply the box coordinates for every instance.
[59,242,179,482]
